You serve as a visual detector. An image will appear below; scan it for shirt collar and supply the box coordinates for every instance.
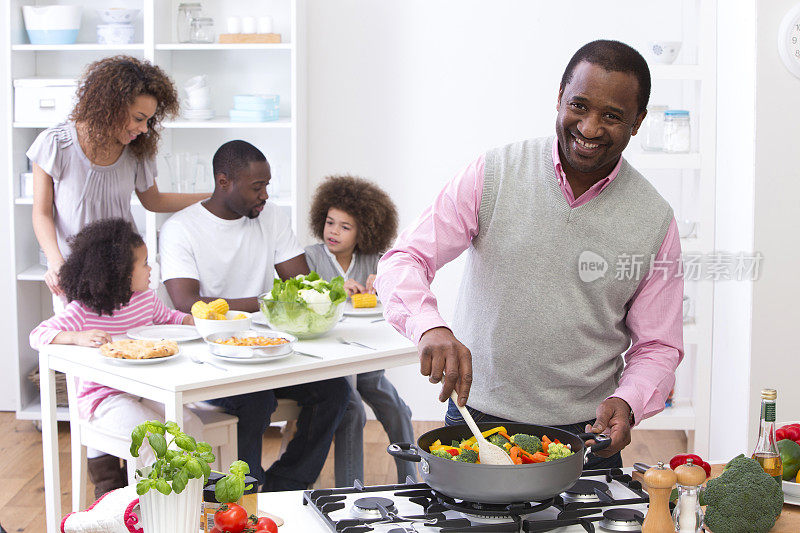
[551,136,623,193]
[323,245,356,279]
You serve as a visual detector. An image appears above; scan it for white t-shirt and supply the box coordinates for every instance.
[158,201,304,298]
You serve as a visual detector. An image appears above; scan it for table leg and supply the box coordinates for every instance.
[40,353,61,533]
[165,392,184,430]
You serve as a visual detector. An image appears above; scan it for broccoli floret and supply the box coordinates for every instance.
[430,449,455,460]
[510,434,542,454]
[702,455,783,533]
[454,449,479,463]
[488,433,511,448]
[544,443,574,461]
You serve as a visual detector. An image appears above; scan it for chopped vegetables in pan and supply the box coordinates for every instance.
[428,426,575,464]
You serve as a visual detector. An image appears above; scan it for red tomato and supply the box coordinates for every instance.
[254,516,278,533]
[214,503,249,533]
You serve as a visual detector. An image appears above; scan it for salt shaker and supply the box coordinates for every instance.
[672,459,705,533]
[642,461,677,533]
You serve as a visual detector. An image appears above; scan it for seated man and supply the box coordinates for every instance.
[159,139,350,491]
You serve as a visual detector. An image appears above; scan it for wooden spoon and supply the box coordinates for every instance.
[449,391,514,465]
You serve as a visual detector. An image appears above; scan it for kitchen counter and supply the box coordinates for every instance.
[259,464,800,532]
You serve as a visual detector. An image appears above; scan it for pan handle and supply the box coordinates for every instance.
[387,442,422,463]
[577,432,612,458]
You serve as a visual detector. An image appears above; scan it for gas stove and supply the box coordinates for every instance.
[297,468,667,533]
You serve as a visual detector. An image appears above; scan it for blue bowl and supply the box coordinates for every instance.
[26,29,79,45]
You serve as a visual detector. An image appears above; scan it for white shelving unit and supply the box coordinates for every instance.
[2,0,305,421]
[621,0,716,457]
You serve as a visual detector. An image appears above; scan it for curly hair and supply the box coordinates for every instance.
[309,175,398,255]
[59,218,145,316]
[70,56,179,160]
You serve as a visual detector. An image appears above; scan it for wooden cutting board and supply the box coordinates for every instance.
[632,464,800,531]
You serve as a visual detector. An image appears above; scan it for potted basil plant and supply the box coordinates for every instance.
[130,420,215,533]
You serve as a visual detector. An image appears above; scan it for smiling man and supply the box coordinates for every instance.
[375,40,684,467]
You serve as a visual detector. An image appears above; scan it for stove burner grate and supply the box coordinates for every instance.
[351,496,397,519]
[598,508,644,532]
[432,490,555,518]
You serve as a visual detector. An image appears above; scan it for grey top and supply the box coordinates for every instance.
[304,243,380,286]
[452,136,673,425]
[27,122,156,257]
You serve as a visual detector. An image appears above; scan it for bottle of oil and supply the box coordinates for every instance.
[752,388,783,484]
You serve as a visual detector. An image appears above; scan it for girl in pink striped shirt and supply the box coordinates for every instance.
[29,218,202,498]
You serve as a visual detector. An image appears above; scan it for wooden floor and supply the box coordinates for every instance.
[0,412,686,532]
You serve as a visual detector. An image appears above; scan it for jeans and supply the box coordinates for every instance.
[444,400,622,469]
[208,377,350,491]
[334,370,417,487]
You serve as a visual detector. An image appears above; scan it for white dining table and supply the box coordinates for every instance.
[38,316,417,533]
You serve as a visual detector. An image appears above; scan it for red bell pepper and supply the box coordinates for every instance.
[446,448,460,456]
[777,423,800,448]
[669,453,711,478]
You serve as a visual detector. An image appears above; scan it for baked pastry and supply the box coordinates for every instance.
[100,339,179,360]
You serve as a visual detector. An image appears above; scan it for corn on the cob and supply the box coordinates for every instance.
[351,293,377,308]
[191,301,220,320]
[208,298,230,316]
[232,313,248,320]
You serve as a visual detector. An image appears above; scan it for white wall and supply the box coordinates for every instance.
[305,0,687,420]
[749,0,800,447]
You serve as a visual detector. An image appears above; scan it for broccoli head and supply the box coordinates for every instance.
[510,434,542,454]
[488,433,511,449]
[702,455,783,533]
[544,442,574,461]
[454,449,479,463]
[430,449,455,460]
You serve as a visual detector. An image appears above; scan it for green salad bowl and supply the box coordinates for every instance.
[257,294,345,339]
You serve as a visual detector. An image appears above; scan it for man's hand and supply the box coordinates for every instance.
[418,327,472,406]
[585,397,632,457]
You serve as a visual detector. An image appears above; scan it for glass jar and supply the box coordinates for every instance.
[190,17,215,44]
[640,105,668,151]
[663,110,691,153]
[177,3,202,43]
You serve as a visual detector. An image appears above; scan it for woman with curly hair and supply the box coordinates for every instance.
[305,175,415,486]
[28,55,209,298]
[29,218,201,499]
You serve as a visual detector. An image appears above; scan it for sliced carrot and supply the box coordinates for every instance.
[531,452,548,463]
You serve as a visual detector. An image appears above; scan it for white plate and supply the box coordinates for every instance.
[343,300,383,317]
[127,325,200,342]
[101,349,182,365]
[785,492,800,506]
[209,350,294,364]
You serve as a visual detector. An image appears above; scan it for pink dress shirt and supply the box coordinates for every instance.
[376,139,684,425]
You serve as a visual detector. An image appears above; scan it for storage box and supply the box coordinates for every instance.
[14,78,78,124]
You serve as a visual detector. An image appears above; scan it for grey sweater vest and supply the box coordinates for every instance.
[452,137,672,425]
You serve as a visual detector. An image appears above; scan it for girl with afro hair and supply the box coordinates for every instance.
[305,175,415,486]
[28,55,210,300]
[29,218,202,500]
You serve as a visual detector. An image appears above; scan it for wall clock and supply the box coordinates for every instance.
[778,3,800,78]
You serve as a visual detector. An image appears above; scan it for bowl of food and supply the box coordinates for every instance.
[191,299,252,337]
[776,421,800,497]
[258,272,347,339]
[204,330,296,359]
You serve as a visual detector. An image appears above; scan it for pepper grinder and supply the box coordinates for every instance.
[673,459,706,533]
[642,461,677,533]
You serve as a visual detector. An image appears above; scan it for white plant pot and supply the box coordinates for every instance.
[138,476,203,533]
